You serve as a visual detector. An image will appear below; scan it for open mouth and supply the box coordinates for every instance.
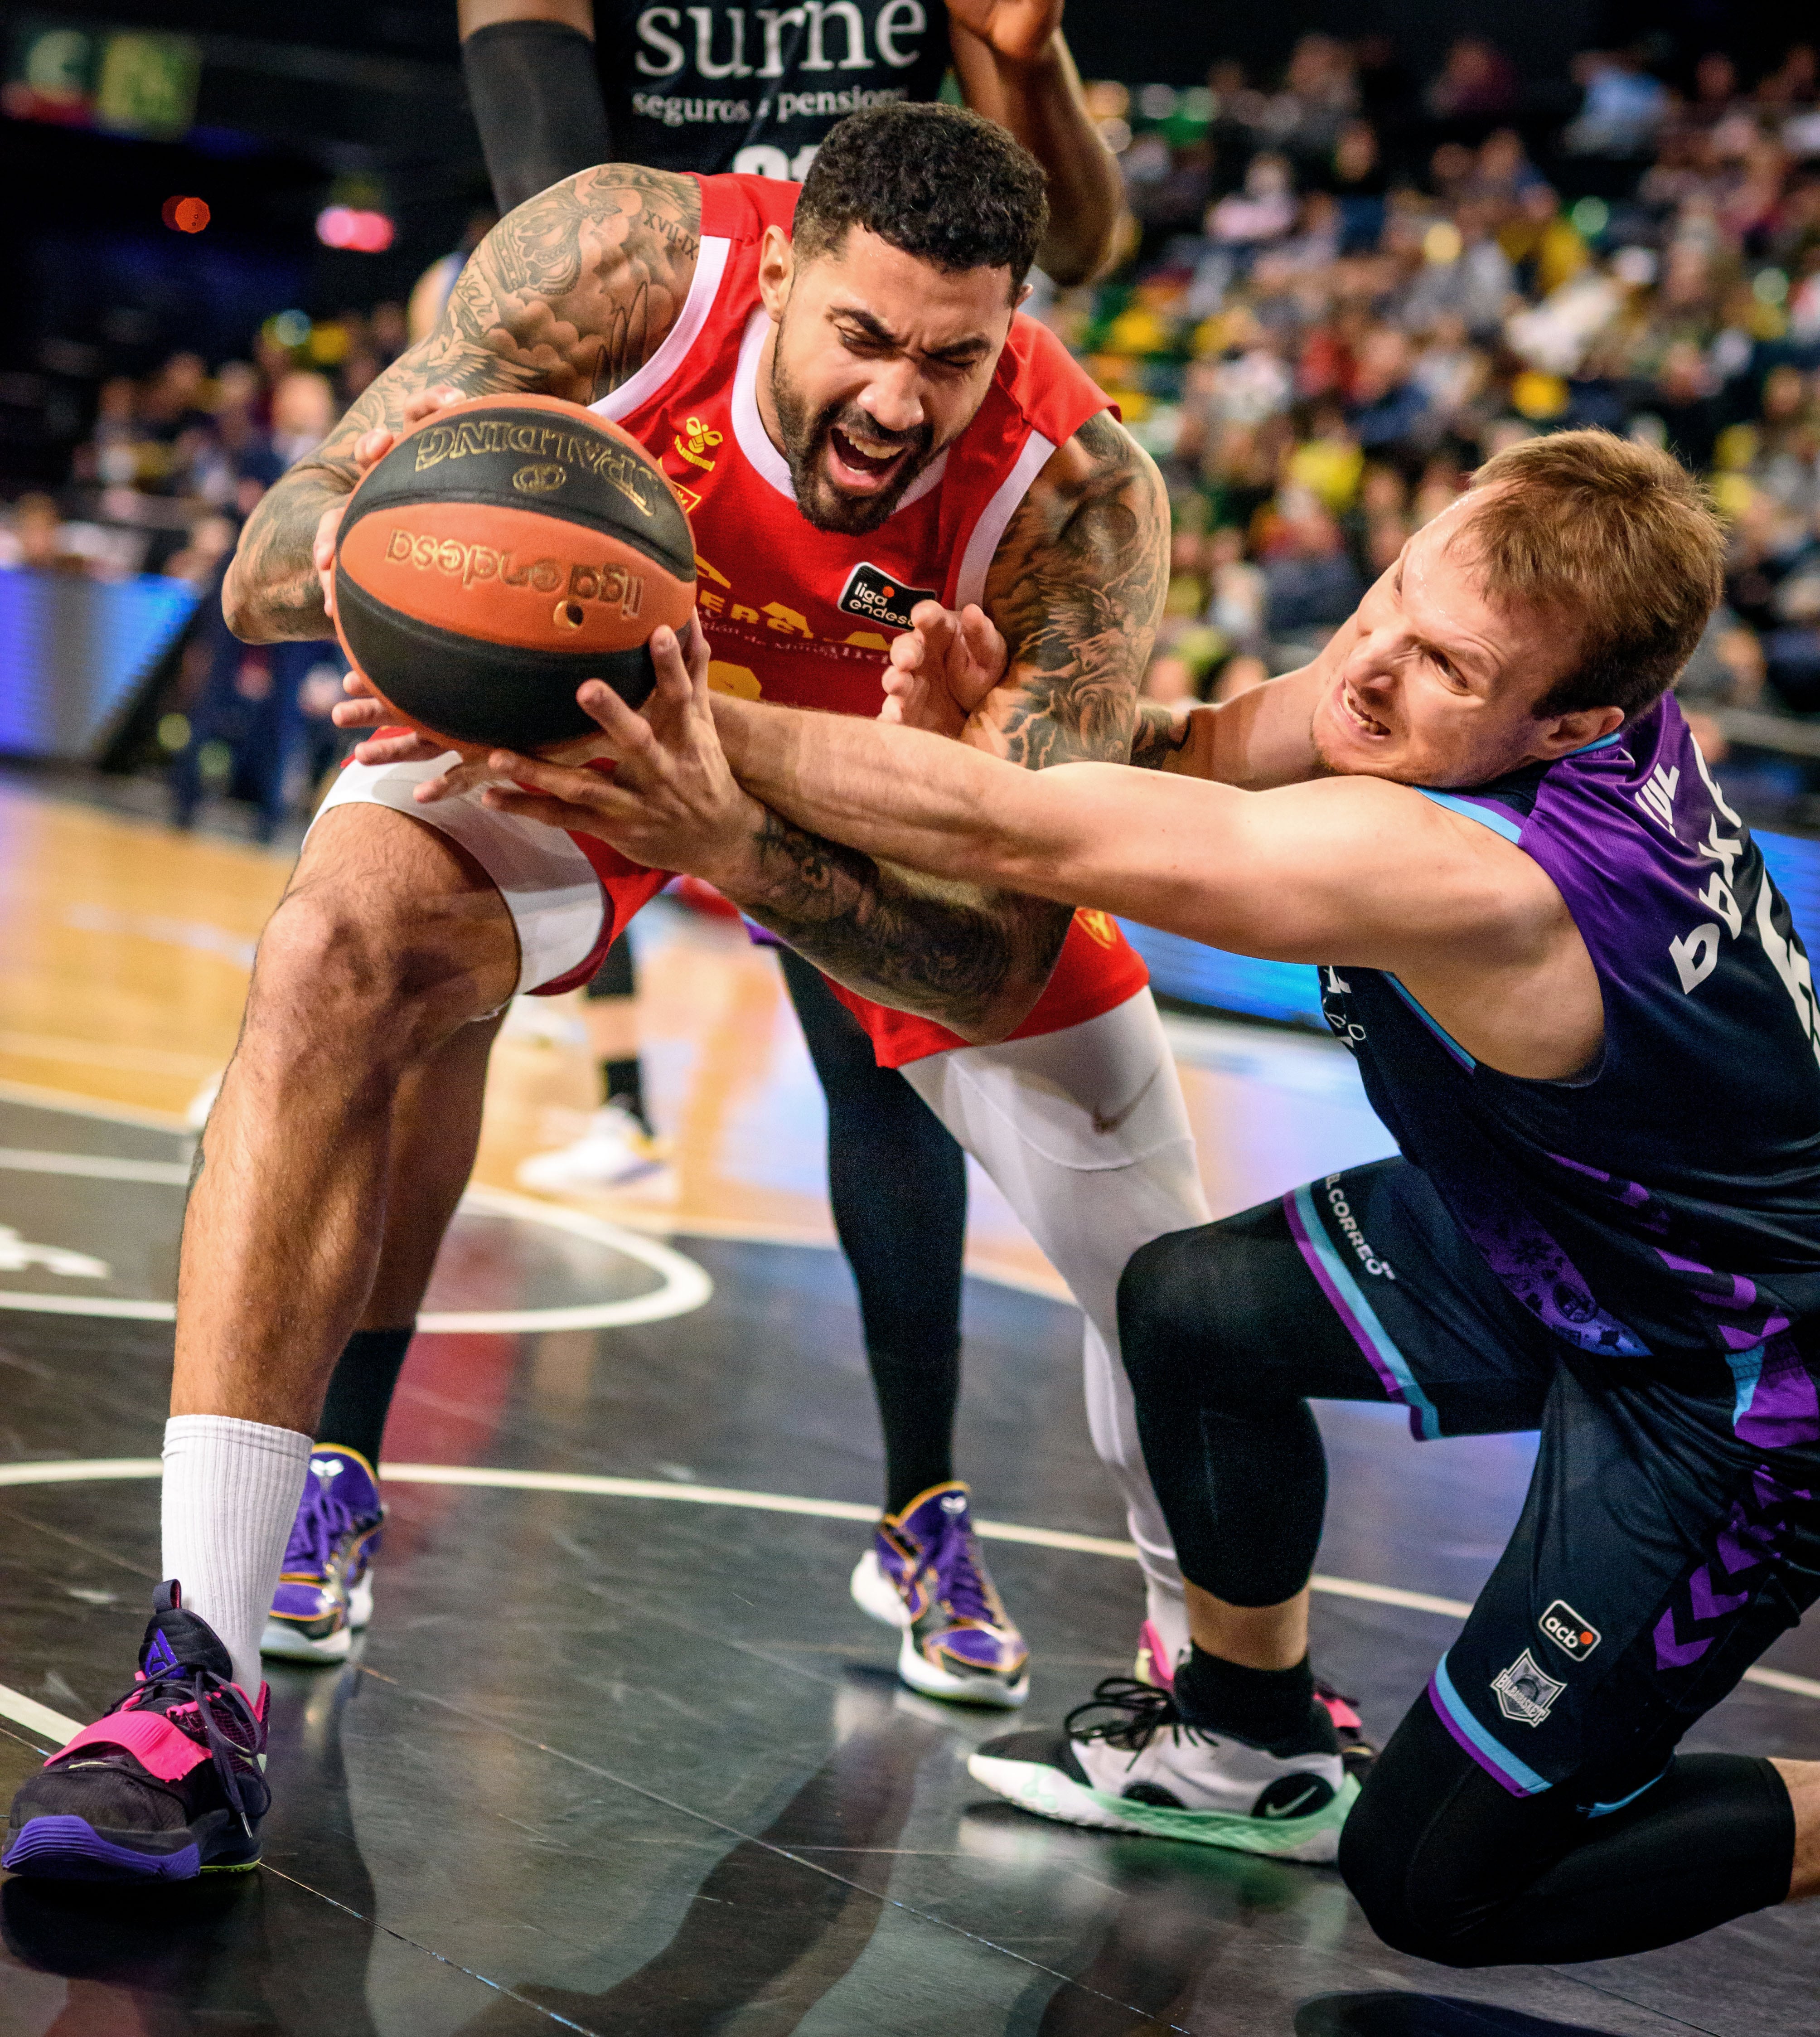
[826,423,912,493]
[1340,683,1391,738]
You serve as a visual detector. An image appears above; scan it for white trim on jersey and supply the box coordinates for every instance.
[953,429,1055,613]
[730,307,794,497]
[588,234,732,423]
[729,305,950,511]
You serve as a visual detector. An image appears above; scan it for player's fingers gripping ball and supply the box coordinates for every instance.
[332,394,697,756]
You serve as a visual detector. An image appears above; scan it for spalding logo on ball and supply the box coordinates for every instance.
[333,394,697,752]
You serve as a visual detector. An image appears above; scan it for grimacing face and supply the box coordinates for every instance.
[1309,495,1624,788]
[758,224,1023,535]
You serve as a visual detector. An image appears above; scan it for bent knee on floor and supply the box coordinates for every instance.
[1339,1777,1510,1969]
[1116,1225,1257,1402]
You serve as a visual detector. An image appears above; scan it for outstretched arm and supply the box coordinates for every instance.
[433,635,1597,1075]
[223,164,700,642]
[948,3,1124,284]
[698,409,1168,1028]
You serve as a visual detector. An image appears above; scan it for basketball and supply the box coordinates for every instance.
[332,393,697,753]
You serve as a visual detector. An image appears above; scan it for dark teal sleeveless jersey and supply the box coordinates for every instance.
[1318,694,1820,1367]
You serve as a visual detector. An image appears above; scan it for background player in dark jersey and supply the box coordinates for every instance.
[441,427,1820,1941]
[456,0,1122,283]
[274,0,1127,1675]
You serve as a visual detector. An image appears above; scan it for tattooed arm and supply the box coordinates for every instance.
[222,165,701,641]
[722,409,1167,1029]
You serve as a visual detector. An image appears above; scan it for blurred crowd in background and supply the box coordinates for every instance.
[10,32,1820,835]
[1056,32,1820,823]
[0,302,415,839]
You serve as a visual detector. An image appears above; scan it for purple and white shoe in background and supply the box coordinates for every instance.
[4,1581,268,1882]
[261,1445,384,1664]
[850,1481,1030,1708]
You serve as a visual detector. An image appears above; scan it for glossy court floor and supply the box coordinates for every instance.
[3,779,1820,2036]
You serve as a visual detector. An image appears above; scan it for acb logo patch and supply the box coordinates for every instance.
[1539,1599,1601,1661]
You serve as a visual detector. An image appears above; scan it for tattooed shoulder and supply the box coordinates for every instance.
[448,165,702,404]
[978,410,1169,772]
[226,166,702,641]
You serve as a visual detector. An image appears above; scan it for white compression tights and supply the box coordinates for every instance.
[901,989,1210,1663]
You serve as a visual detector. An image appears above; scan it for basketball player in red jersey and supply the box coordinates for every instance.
[0,107,1353,1887]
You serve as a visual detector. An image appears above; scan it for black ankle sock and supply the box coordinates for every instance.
[1173,1646,1337,1753]
[602,1057,650,1132]
[315,1327,414,1468]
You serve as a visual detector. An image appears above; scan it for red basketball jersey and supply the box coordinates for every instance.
[582,172,1147,1064]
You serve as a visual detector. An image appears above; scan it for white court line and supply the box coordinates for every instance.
[0,1076,1076,1304]
[0,1176,713,1334]
[0,1148,190,1185]
[1,1457,1816,1750]
[0,1076,187,1133]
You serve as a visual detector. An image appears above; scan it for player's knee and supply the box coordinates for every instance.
[1117,1224,1246,1409]
[1339,1768,1504,1969]
[247,882,468,1067]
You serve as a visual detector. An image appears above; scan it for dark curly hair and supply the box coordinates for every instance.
[793,102,1048,296]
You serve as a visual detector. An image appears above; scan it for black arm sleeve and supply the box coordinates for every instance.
[460,19,615,214]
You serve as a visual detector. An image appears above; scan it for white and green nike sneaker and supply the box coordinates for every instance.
[968,1677,1358,1862]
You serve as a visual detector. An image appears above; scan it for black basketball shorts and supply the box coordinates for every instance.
[1290,1158,1820,1808]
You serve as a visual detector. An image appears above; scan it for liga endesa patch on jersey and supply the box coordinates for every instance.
[837,562,938,631]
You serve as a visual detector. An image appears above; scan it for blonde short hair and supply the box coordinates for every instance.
[1464,429,1726,721]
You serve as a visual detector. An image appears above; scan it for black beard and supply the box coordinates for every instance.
[770,353,934,535]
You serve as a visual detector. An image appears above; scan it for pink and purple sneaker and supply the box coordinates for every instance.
[850,1480,1029,1708]
[261,1444,384,1664]
[3,1581,268,1882]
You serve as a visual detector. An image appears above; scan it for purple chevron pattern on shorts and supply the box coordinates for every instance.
[1653,1462,1809,1670]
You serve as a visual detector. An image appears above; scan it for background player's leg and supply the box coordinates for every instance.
[901,991,1210,1662]
[264,1006,508,1665]
[778,951,966,1514]
[776,954,1031,1705]
[517,940,667,1192]
[171,802,519,1692]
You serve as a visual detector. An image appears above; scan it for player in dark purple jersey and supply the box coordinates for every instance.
[445,427,1820,1955]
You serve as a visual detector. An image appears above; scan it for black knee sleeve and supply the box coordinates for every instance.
[1114,1227,1203,1404]
[1340,1689,1798,1968]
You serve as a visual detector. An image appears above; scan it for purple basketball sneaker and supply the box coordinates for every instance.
[4,1581,268,1882]
[850,1480,1029,1707]
[261,1445,383,1664]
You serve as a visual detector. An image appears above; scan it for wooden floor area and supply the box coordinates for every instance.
[0,778,1396,1298]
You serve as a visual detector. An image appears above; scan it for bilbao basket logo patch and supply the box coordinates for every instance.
[1492,1650,1565,1727]
[837,562,937,631]
[1539,1598,1601,1662]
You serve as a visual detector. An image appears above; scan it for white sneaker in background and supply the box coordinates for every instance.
[498,992,588,1050]
[515,1102,670,1193]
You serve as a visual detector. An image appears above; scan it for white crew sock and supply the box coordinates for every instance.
[161,1415,312,1698]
